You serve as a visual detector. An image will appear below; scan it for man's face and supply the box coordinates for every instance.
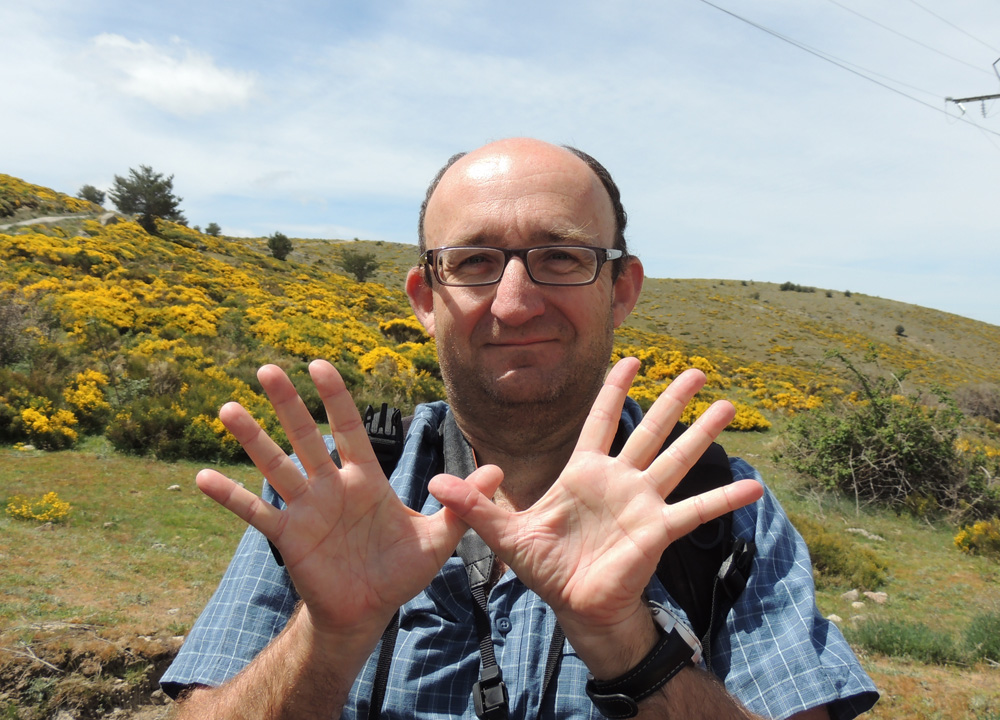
[408,140,642,420]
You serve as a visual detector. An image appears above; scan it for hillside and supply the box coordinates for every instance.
[2,174,999,719]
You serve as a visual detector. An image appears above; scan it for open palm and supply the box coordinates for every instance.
[196,360,500,643]
[429,358,764,642]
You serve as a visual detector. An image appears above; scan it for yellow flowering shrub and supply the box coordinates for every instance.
[5,491,72,523]
[64,369,112,432]
[954,518,1000,560]
[678,400,771,432]
[955,438,1000,459]
[0,173,100,217]
[18,406,78,449]
[379,316,429,344]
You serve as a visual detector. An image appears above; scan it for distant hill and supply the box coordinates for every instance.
[1,171,997,462]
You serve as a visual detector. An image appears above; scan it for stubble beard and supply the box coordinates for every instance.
[438,317,616,448]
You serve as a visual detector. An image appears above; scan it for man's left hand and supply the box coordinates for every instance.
[428,356,764,678]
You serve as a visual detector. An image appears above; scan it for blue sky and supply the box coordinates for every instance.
[3,0,999,326]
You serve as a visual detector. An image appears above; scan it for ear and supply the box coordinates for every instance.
[406,266,436,338]
[611,257,644,328]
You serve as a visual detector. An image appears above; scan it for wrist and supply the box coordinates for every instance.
[292,603,387,674]
[557,603,660,681]
[585,603,703,719]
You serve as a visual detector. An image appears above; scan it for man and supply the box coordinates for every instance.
[161,139,878,719]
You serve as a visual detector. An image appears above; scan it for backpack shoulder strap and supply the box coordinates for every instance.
[645,421,756,672]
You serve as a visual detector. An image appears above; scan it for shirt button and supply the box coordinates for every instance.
[496,617,512,634]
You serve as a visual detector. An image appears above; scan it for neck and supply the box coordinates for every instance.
[451,401,589,511]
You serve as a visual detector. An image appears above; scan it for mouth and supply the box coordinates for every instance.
[486,337,555,348]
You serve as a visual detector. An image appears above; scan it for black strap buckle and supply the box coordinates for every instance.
[363,403,404,478]
[472,665,509,720]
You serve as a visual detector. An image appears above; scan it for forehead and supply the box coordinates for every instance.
[424,145,616,249]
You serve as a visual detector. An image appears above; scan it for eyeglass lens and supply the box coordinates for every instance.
[434,246,602,286]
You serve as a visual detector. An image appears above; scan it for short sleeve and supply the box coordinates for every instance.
[714,458,879,720]
[159,482,298,699]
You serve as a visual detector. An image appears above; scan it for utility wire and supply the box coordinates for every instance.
[698,0,1000,138]
[824,0,991,75]
[903,0,1000,55]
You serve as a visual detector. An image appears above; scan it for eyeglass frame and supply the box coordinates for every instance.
[418,245,626,287]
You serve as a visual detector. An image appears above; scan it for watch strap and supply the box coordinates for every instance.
[585,618,696,718]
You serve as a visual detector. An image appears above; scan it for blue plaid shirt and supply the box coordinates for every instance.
[161,400,878,719]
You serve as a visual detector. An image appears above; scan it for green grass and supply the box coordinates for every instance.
[0,438,257,634]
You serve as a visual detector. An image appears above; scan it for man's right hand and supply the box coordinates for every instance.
[196,359,501,651]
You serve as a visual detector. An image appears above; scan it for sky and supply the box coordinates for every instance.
[3,0,999,326]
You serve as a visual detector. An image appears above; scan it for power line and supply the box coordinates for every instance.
[698,0,1000,138]
[824,0,991,75]
[902,0,1000,55]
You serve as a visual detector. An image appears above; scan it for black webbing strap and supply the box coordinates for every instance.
[367,611,399,720]
[458,530,509,720]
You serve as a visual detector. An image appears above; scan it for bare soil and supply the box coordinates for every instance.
[0,624,180,719]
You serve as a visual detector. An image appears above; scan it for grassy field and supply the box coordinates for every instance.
[2,425,998,718]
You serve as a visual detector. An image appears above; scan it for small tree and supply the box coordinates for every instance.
[895,325,905,337]
[205,222,222,237]
[108,165,185,234]
[268,231,293,261]
[77,184,105,206]
[336,247,379,282]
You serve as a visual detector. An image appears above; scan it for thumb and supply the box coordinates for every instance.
[429,464,508,531]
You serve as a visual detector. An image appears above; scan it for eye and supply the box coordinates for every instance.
[535,247,590,273]
[440,248,501,279]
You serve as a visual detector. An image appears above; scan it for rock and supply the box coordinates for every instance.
[849,615,867,624]
[19,444,36,452]
[167,484,182,492]
[846,527,885,542]
[841,589,860,602]
[99,212,119,226]
[36,522,55,532]
[863,591,888,604]
[851,601,865,610]
[167,608,180,615]
[826,614,843,623]
[151,688,169,705]
[103,522,117,529]
[151,543,167,550]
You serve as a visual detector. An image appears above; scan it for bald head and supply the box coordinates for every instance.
[417,139,629,262]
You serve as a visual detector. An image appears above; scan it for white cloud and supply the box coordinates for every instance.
[89,33,256,116]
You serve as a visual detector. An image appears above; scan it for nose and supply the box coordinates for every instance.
[490,257,545,326]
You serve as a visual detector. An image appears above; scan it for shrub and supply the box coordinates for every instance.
[105,365,290,462]
[6,491,72,522]
[843,618,962,664]
[205,222,222,237]
[788,513,888,589]
[63,369,112,433]
[17,405,78,450]
[780,349,1000,520]
[77,184,105,206]
[965,610,1000,662]
[335,248,378,282]
[954,518,1000,559]
[268,231,292,261]
[336,248,379,282]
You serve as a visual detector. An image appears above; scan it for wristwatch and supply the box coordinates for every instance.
[585,603,703,719]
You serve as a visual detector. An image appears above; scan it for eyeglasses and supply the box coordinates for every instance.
[419,245,624,287]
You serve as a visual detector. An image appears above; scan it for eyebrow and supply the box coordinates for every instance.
[449,225,598,248]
